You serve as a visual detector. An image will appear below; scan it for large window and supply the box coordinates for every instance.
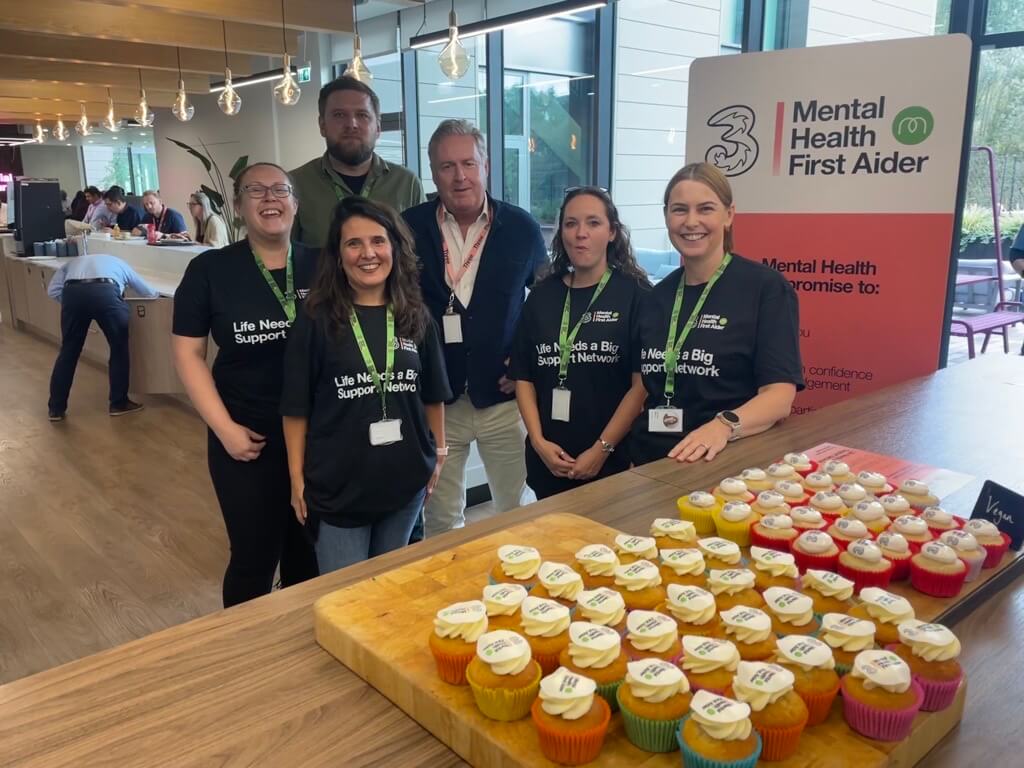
[763,0,948,49]
[82,130,158,194]
[366,53,405,166]
[986,0,1024,35]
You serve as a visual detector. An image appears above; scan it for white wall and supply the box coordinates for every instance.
[18,144,84,195]
[806,0,937,46]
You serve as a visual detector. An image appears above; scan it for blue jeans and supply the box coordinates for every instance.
[315,489,427,574]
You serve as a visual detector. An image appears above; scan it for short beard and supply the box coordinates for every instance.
[327,138,373,168]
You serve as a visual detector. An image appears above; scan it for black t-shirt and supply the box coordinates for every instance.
[172,239,316,429]
[510,270,646,477]
[280,305,452,527]
[630,254,804,465]
[116,204,143,230]
[340,173,367,196]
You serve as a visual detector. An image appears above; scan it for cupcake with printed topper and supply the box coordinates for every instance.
[889,514,934,551]
[726,661,809,761]
[835,481,870,509]
[677,690,763,768]
[847,499,891,534]
[909,541,967,597]
[819,613,878,675]
[712,476,756,506]
[750,489,792,518]
[920,506,965,535]
[531,666,612,765]
[617,659,693,753]
[857,470,895,497]
[875,531,913,580]
[712,501,759,547]
[482,583,529,632]
[707,569,765,612]
[749,514,799,552]
[738,467,774,493]
[879,493,914,520]
[572,544,620,590]
[772,635,840,726]
[781,451,818,478]
[429,599,489,684]
[575,587,628,634]
[849,587,915,646]
[840,650,924,741]
[557,621,629,710]
[765,461,800,484]
[799,569,856,616]
[748,546,800,592]
[613,533,659,565]
[894,478,940,510]
[939,529,986,581]
[789,506,829,532]
[962,518,1011,568]
[519,595,572,674]
[650,517,699,551]
[888,620,964,712]
[624,609,682,662]
[679,635,742,695]
[790,530,841,572]
[697,536,745,571]
[613,559,667,611]
[659,548,708,589]
[822,459,856,485]
[762,587,820,637]
[465,629,543,720]
[676,491,722,535]
[720,606,777,661]
[489,544,542,588]
[529,561,584,610]
[826,516,873,551]
[773,478,811,508]
[837,538,894,590]
[801,470,835,495]
[658,584,724,638]
[809,491,850,523]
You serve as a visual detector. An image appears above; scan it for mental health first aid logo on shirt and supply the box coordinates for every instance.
[696,314,729,331]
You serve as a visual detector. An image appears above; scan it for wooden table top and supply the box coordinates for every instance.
[2,354,1021,768]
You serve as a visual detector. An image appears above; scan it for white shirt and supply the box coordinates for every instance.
[440,204,490,308]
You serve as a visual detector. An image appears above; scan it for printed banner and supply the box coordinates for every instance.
[687,35,971,413]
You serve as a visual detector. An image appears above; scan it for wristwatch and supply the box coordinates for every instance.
[715,411,741,441]
[436,446,450,457]
[599,439,615,454]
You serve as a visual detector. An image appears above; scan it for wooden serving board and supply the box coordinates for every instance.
[315,512,968,768]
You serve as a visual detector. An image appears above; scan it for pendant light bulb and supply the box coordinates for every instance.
[218,68,242,116]
[33,121,47,144]
[274,53,302,106]
[103,93,120,133]
[53,115,69,142]
[135,89,155,127]
[172,80,195,122]
[438,9,470,81]
[75,105,93,137]
[343,35,373,85]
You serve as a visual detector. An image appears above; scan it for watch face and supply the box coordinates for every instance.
[720,411,740,425]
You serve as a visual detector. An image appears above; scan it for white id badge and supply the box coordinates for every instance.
[442,312,463,344]
[369,418,403,446]
[551,388,571,422]
[649,407,684,433]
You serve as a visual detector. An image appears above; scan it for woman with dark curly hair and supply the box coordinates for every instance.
[281,197,451,572]
[509,186,650,499]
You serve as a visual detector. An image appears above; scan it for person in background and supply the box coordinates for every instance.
[133,190,188,239]
[630,162,803,466]
[69,190,89,221]
[171,162,319,607]
[290,76,425,250]
[65,186,112,236]
[46,253,157,421]
[183,191,230,248]
[281,198,450,572]
[511,187,650,499]
[102,186,143,232]
[403,119,547,538]
[60,190,72,216]
[1008,224,1024,279]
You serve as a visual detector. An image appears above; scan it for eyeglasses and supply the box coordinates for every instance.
[564,185,609,197]
[241,183,293,199]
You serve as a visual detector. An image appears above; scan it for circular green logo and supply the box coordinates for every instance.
[892,107,934,145]
[718,317,728,326]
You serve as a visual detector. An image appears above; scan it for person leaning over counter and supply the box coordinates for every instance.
[290,76,425,250]
[133,190,188,239]
[185,191,230,249]
[171,162,318,608]
[510,186,650,499]
[281,197,451,573]
[630,162,804,466]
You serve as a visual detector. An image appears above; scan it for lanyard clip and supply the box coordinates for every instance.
[445,293,456,314]
[557,377,566,389]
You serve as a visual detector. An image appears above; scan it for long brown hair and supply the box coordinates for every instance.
[545,187,651,286]
[305,197,427,341]
[663,163,735,253]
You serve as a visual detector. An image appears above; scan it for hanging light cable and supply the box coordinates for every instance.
[439,0,470,81]
[102,88,121,132]
[135,69,155,127]
[343,1,373,84]
[75,103,93,136]
[53,114,69,142]
[172,47,195,122]
[218,20,242,115]
[274,0,301,105]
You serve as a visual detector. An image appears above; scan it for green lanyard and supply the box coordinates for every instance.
[327,163,378,201]
[350,306,395,419]
[253,244,295,323]
[663,253,732,404]
[557,269,612,386]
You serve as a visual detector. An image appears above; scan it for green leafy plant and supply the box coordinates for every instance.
[958,205,1024,250]
[166,137,248,243]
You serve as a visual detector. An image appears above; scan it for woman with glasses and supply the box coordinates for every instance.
[510,186,650,499]
[171,163,318,607]
[181,191,229,248]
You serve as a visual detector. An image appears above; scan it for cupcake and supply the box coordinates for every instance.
[466,630,542,721]
[889,514,933,550]
[879,494,913,520]
[766,461,799,483]
[489,544,541,588]
[802,471,835,495]
[712,476,756,505]
[482,583,529,632]
[790,530,840,572]
[819,613,876,675]
[840,650,923,741]
[529,561,584,609]
[679,636,741,695]
[697,536,744,571]
[826,517,871,551]
[614,533,659,565]
[835,482,869,509]
[660,548,708,588]
[799,569,855,616]
[963,518,1011,568]
[429,599,489,684]
[920,506,964,535]
[895,479,940,510]
[789,506,828,532]
[762,587,820,637]
[749,546,799,591]
[519,596,572,674]
[677,491,722,536]
[614,559,666,611]
[617,659,692,753]
[849,587,914,646]
[890,620,963,712]
[660,584,723,638]
[558,622,628,709]
[875,532,913,580]
[624,610,681,662]
[848,500,891,534]
[773,479,811,508]
[939,530,986,582]
[720,606,777,661]
[810,491,849,522]
[822,459,855,485]
[837,539,893,590]
[713,502,758,547]
[749,514,798,552]
[750,489,791,518]
[739,467,774,493]
[572,544,620,589]
[650,517,698,551]
[532,667,611,765]
[728,661,809,761]
[782,452,818,477]
[707,569,764,611]
[857,471,894,497]
[677,691,762,768]
[575,587,627,633]
[773,635,840,726]
[909,541,967,597]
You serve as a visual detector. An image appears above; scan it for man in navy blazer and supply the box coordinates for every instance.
[404,119,548,537]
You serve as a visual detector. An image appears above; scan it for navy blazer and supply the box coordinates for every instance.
[403,196,548,409]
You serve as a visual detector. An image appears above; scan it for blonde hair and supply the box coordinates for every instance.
[663,162,735,253]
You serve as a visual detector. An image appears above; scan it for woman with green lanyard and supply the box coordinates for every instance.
[510,187,650,499]
[630,162,804,466]
[172,163,318,607]
[281,197,451,572]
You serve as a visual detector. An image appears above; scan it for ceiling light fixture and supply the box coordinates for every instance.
[438,0,469,81]
[218,20,242,115]
[136,69,155,127]
[342,1,372,84]
[53,114,69,142]
[274,0,302,105]
[33,120,47,144]
[411,0,607,49]
[172,47,195,122]
[75,103,93,136]
[103,88,121,133]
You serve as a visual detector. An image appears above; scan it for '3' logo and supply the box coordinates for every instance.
[705,105,759,177]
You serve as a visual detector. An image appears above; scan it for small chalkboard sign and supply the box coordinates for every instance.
[970,480,1024,549]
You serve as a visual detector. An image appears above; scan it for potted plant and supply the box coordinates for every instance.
[166,137,248,243]
[958,205,1024,260]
